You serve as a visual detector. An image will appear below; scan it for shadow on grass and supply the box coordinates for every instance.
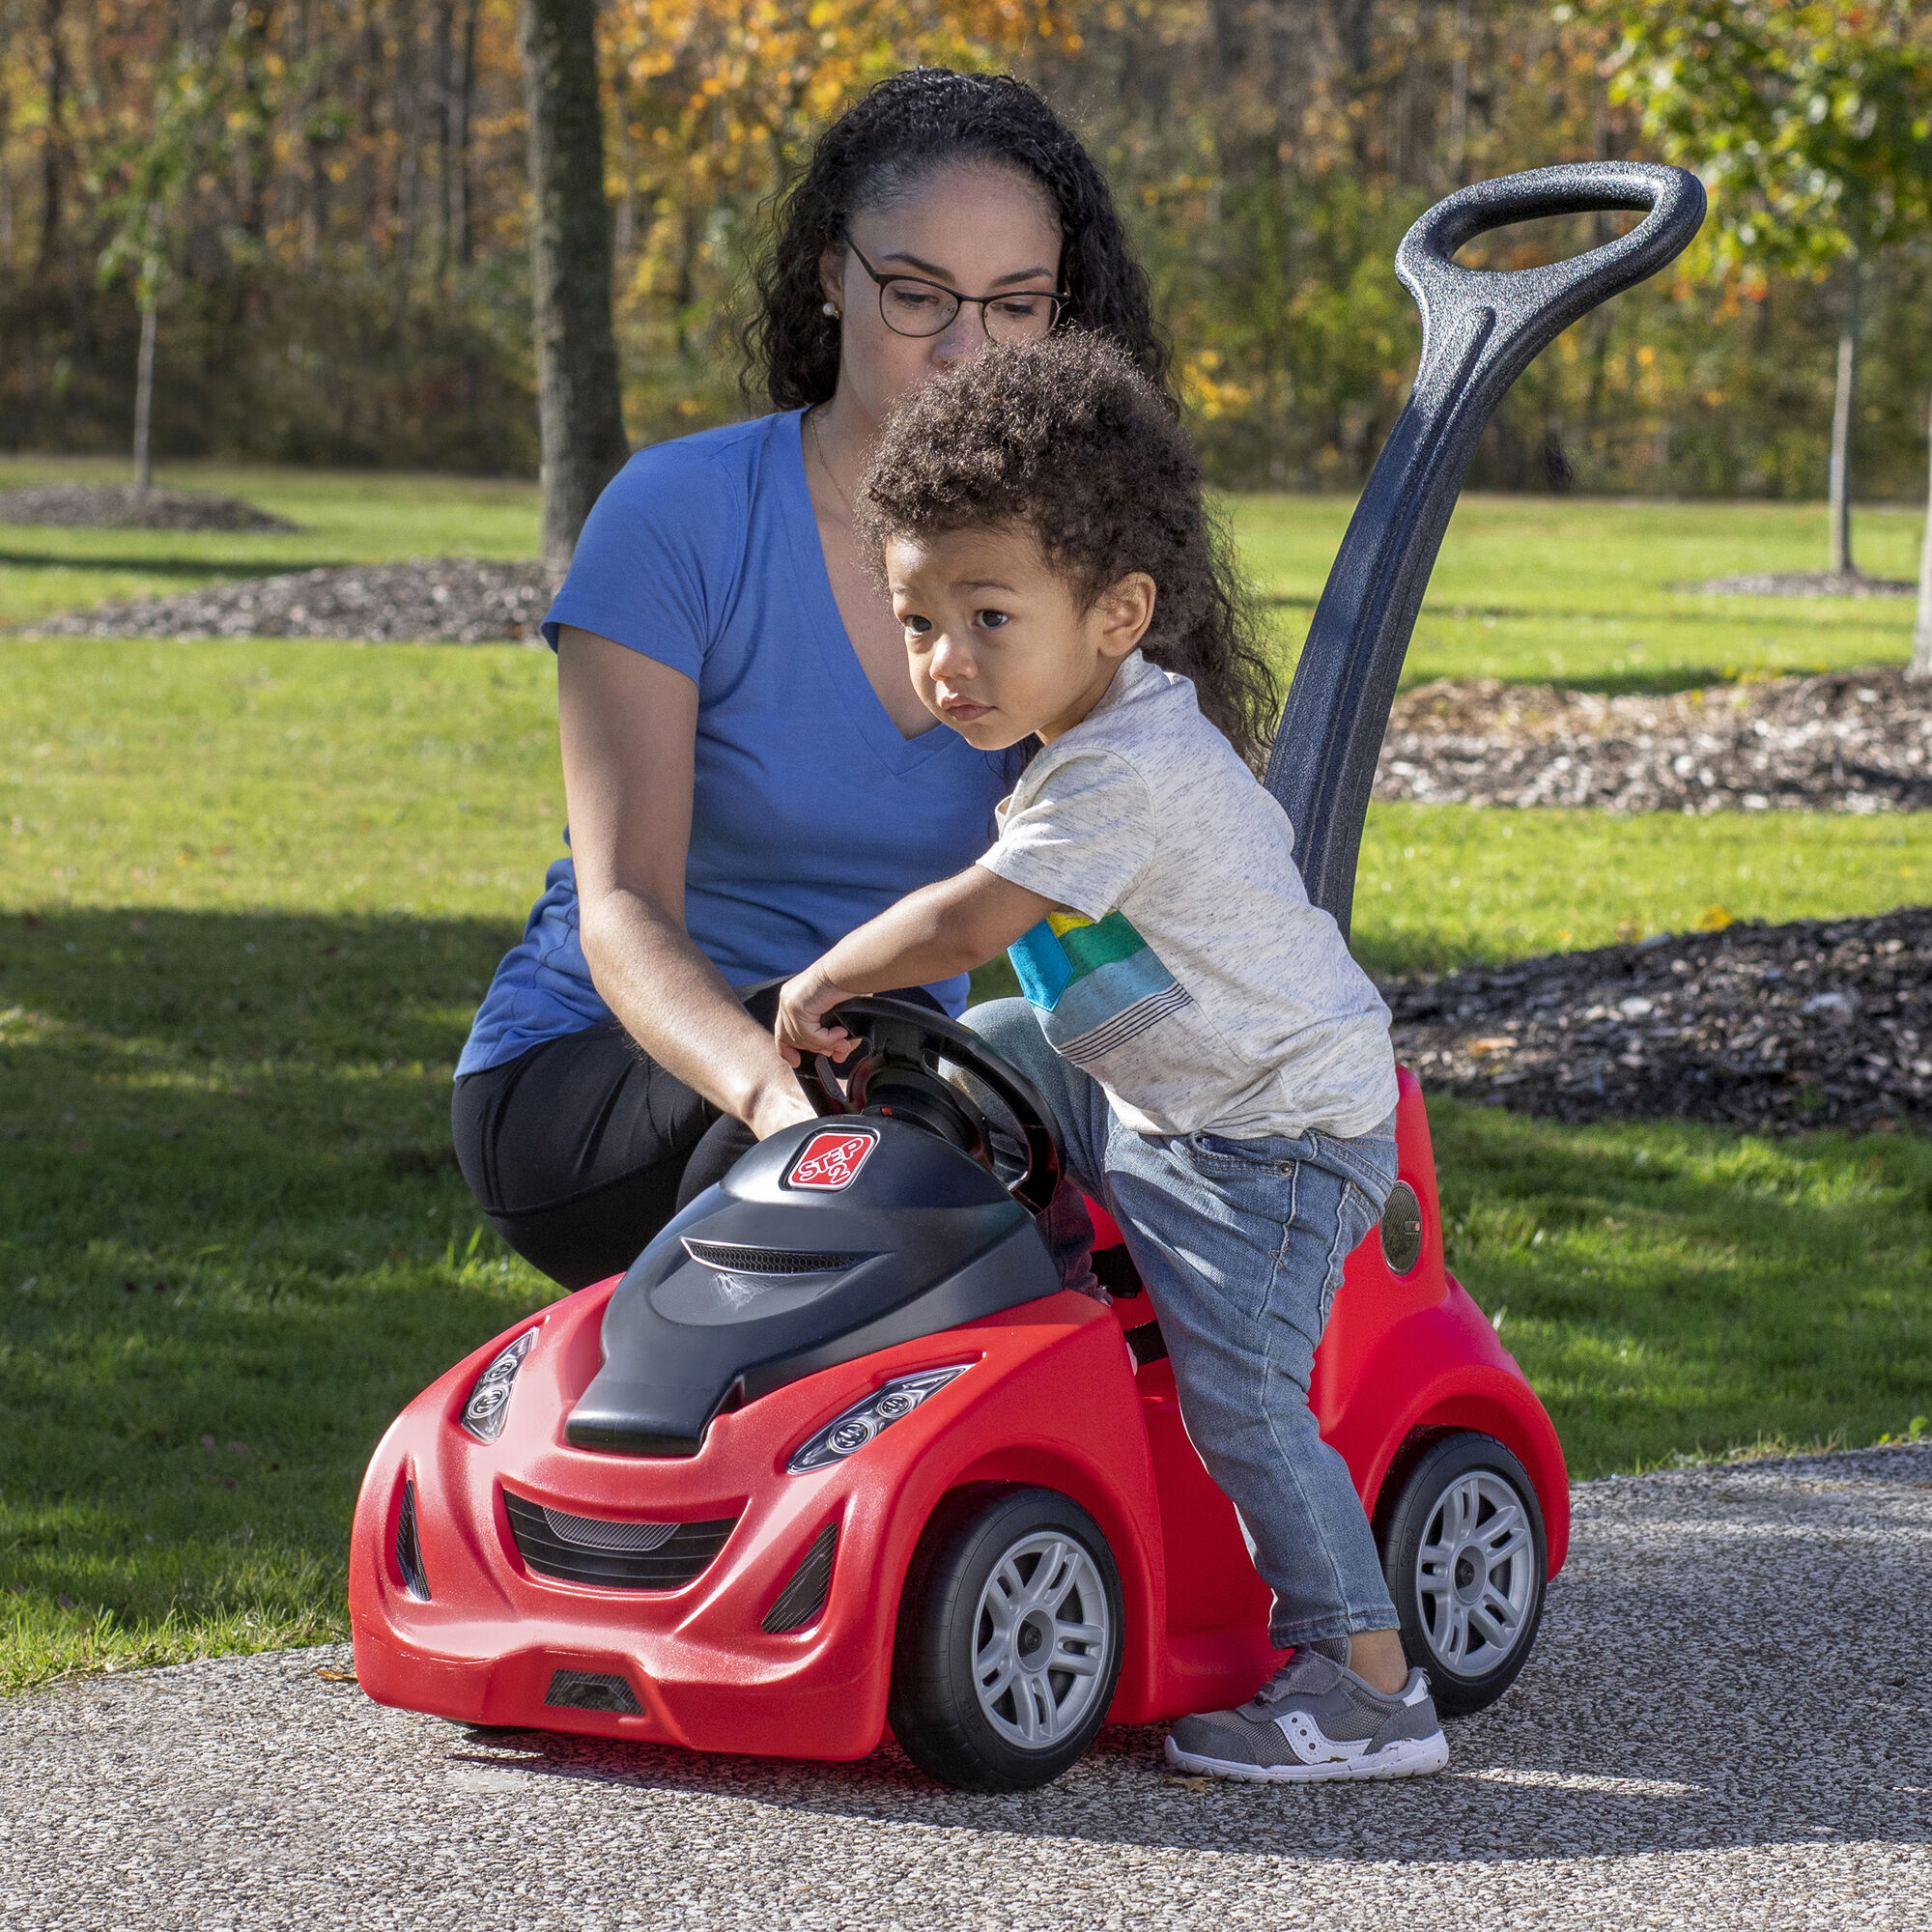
[5,909,1929,1686]
[0,548,361,580]
[0,907,557,1684]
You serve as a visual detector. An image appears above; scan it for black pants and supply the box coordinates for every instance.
[451,986,940,1291]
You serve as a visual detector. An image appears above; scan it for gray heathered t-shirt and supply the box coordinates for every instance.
[978,650,1398,1141]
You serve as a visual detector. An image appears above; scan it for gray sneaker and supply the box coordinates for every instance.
[1165,1648,1449,1782]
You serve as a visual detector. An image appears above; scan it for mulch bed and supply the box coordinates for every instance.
[1697,570,1914,598]
[0,482,295,532]
[1375,668,1932,813]
[1384,906,1932,1133]
[19,559,553,644]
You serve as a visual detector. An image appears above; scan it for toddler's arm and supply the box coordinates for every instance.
[777,866,1059,1065]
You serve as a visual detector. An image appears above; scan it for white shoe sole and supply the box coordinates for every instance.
[1164,1729,1450,1783]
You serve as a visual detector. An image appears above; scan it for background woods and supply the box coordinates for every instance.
[0,0,1928,498]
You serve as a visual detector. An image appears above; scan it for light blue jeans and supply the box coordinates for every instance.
[963,999,1402,1649]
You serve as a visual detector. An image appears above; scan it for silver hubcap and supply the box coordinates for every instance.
[971,1530,1112,1749]
[1413,1468,1536,1678]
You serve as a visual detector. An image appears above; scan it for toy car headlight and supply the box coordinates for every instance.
[461,1328,538,1442]
[786,1365,971,1475]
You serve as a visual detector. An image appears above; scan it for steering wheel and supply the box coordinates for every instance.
[793,996,1063,1215]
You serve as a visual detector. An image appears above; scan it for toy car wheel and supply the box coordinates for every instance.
[890,1487,1123,1793]
[1376,1431,1547,1718]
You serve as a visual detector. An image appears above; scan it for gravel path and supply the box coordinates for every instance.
[4,1445,1928,1930]
[1385,905,1932,1133]
[1375,669,1932,813]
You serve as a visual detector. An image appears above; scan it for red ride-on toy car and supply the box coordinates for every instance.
[350,161,1703,1791]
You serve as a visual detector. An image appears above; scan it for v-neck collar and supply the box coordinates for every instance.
[775,411,958,779]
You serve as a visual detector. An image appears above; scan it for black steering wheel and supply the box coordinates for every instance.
[793,996,1063,1214]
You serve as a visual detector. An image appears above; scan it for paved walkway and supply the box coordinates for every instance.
[4,1447,1929,1930]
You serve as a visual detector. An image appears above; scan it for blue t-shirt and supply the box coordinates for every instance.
[456,411,1016,1077]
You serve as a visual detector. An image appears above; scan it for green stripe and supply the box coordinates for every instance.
[1059,910,1149,978]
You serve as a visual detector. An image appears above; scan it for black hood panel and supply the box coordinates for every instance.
[564,1116,1058,1456]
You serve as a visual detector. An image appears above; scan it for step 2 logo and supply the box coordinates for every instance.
[786,1129,878,1191]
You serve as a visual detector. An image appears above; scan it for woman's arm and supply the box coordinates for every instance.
[775,867,1060,1064]
[557,625,814,1139]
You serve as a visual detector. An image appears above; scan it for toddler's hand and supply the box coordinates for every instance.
[775,968,859,1067]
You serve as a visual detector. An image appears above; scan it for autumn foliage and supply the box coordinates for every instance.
[0,0,1926,493]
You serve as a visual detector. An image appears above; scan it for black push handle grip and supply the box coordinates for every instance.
[1264,161,1705,939]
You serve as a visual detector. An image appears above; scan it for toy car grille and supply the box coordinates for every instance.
[539,1505,678,1552]
[503,1490,737,1590]
[761,1522,838,1634]
[682,1239,867,1276]
[544,1668,642,1716]
[395,1477,430,1601]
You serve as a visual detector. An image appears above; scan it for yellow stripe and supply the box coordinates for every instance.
[1046,911,1093,937]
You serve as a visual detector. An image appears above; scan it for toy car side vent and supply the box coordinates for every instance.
[502,1490,738,1590]
[761,1522,838,1634]
[682,1239,868,1276]
[543,1668,642,1716]
[394,1478,430,1601]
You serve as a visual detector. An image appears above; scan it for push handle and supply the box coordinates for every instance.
[1264,162,1705,939]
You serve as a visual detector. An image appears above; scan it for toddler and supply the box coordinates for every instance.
[775,333,1446,1782]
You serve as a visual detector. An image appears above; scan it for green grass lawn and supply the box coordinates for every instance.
[0,453,541,631]
[1230,492,1922,690]
[4,465,1930,1693]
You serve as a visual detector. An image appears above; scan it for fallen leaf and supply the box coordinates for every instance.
[313,1667,358,1684]
[1162,1773,1218,1792]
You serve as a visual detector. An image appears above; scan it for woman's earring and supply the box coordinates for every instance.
[822,301,839,318]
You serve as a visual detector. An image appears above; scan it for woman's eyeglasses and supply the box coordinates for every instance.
[846,241,1067,344]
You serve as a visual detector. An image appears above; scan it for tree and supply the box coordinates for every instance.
[518,0,629,577]
[1605,0,1932,582]
[95,51,213,491]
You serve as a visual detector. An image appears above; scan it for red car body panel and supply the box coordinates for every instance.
[351,1066,1567,1759]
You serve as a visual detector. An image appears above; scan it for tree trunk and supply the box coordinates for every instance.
[36,0,66,276]
[133,299,157,490]
[1447,0,1472,185]
[1911,398,1932,681]
[518,0,628,577]
[453,0,476,269]
[1828,252,1859,579]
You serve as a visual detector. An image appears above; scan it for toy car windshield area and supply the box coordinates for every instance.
[350,162,1704,1792]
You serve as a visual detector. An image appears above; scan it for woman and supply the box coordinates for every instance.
[453,67,1169,1289]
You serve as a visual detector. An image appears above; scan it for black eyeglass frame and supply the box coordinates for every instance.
[843,240,1070,342]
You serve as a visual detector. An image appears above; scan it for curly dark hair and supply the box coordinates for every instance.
[743,68,1169,412]
[859,334,1281,770]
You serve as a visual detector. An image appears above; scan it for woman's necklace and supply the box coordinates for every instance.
[809,408,858,525]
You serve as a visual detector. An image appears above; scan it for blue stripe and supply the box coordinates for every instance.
[1009,921,1073,1010]
[1039,946,1178,1043]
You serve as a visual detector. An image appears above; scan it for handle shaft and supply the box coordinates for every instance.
[1263,161,1706,938]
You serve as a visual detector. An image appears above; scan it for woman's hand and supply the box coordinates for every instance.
[775,966,862,1067]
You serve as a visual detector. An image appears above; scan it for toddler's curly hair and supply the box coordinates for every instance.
[858,334,1280,769]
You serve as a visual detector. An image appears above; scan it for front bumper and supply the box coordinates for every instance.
[349,1283,1145,1760]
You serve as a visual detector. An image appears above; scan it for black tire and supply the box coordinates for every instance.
[1375,1431,1548,1718]
[889,1486,1123,1792]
